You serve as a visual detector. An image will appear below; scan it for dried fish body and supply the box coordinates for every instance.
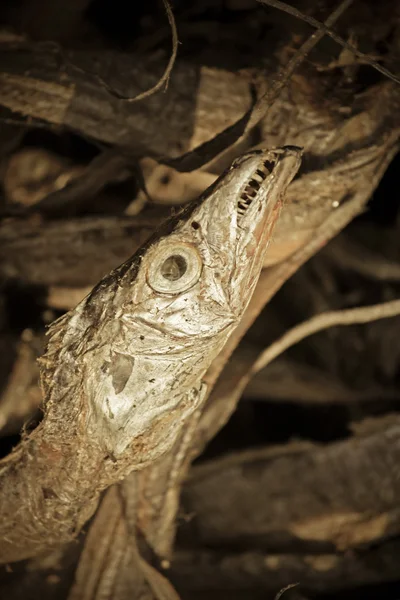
[0,146,300,563]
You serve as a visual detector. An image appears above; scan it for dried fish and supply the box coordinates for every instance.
[0,146,301,562]
[41,146,302,460]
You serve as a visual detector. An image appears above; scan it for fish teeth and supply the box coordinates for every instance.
[244,188,257,198]
[238,200,249,211]
[263,160,275,173]
[249,179,260,190]
[237,159,275,218]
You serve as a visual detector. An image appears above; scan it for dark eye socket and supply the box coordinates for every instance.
[160,254,188,281]
[147,244,202,293]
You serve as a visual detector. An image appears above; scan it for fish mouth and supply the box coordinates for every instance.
[237,157,276,219]
[235,146,302,222]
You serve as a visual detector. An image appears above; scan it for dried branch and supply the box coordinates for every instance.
[68,484,180,600]
[26,149,132,216]
[181,417,400,552]
[0,214,164,287]
[275,583,300,600]
[252,299,400,375]
[0,49,252,158]
[61,0,179,103]
[257,0,400,85]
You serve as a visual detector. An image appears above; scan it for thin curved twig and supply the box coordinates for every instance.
[91,0,179,102]
[257,0,400,85]
[252,299,400,375]
[275,583,300,600]
[49,0,178,103]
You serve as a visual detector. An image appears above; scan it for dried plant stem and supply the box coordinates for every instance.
[52,0,178,103]
[274,582,300,600]
[244,0,354,131]
[252,299,400,374]
[257,0,400,85]
[101,0,179,102]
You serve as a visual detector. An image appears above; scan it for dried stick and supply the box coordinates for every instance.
[61,0,178,103]
[257,0,400,85]
[275,583,300,600]
[252,299,400,375]
[181,417,400,553]
[245,0,355,130]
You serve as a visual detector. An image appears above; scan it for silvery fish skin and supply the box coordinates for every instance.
[42,146,302,461]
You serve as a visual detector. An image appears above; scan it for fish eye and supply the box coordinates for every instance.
[147,243,202,294]
[160,254,187,281]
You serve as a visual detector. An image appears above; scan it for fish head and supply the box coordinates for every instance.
[41,146,302,460]
[117,146,302,347]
